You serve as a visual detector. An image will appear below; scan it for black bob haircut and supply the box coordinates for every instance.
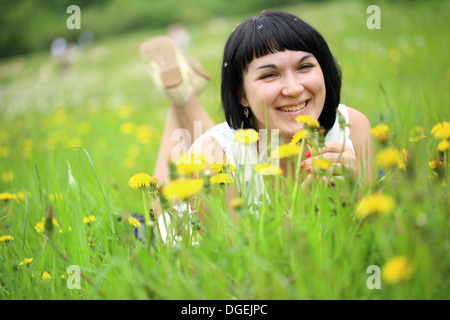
[221,10,342,134]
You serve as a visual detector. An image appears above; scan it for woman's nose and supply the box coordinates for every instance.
[281,74,303,97]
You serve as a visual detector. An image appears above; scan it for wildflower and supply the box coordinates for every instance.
[161,178,204,201]
[0,192,16,201]
[312,158,332,170]
[210,173,235,185]
[34,217,59,233]
[136,125,154,144]
[117,104,133,120]
[295,115,320,129]
[120,122,135,135]
[255,163,283,175]
[431,121,450,140]
[176,153,210,176]
[230,197,244,209]
[0,235,14,242]
[428,160,443,169]
[356,193,396,218]
[290,129,308,145]
[42,271,51,281]
[234,129,259,144]
[128,173,157,190]
[83,215,96,224]
[19,258,33,266]
[48,192,63,202]
[16,191,31,202]
[397,148,408,170]
[382,256,415,284]
[210,162,224,173]
[376,147,401,168]
[1,170,14,183]
[437,139,449,152]
[370,124,389,143]
[128,216,141,228]
[0,146,10,158]
[271,144,301,159]
[408,126,426,142]
[34,221,45,233]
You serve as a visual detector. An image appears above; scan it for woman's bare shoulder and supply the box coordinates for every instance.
[346,106,372,133]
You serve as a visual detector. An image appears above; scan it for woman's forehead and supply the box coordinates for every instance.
[246,50,316,69]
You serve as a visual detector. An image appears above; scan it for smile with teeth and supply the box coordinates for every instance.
[278,100,308,112]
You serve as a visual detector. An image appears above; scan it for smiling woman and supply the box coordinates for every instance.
[139,10,374,232]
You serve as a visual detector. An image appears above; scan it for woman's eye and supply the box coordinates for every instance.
[298,64,313,70]
[261,73,276,79]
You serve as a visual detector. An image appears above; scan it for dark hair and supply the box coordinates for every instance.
[221,10,341,134]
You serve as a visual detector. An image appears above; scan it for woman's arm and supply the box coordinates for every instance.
[347,107,375,185]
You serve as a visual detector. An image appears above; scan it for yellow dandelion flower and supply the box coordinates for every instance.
[431,121,450,140]
[128,216,141,228]
[255,163,283,175]
[356,193,396,219]
[176,153,210,176]
[19,258,33,266]
[120,122,135,135]
[34,217,59,233]
[210,162,224,173]
[210,173,234,185]
[271,144,301,159]
[34,220,45,233]
[128,173,157,190]
[312,158,333,170]
[0,192,16,201]
[382,256,415,284]
[136,125,154,144]
[0,235,14,242]
[83,215,96,224]
[437,139,449,152]
[234,129,259,145]
[161,178,204,201]
[295,115,320,129]
[290,129,309,145]
[370,124,389,143]
[376,147,401,168]
[230,197,244,209]
[0,146,10,158]
[117,104,133,120]
[1,170,14,183]
[16,191,31,202]
[42,271,51,281]
[408,126,426,142]
[428,160,443,169]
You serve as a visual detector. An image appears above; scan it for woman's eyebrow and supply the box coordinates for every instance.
[255,54,314,70]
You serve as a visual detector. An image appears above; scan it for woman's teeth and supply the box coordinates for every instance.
[279,101,307,112]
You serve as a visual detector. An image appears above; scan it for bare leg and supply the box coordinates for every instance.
[153,88,216,186]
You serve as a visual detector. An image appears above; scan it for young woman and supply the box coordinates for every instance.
[140,10,374,237]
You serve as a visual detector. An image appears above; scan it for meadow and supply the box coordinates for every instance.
[0,0,449,300]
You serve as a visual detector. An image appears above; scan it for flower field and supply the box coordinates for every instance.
[0,0,449,300]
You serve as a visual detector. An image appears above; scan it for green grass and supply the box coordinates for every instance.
[0,0,449,300]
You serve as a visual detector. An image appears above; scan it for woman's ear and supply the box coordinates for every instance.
[240,95,249,107]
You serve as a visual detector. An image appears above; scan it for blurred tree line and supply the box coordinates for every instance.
[0,0,314,59]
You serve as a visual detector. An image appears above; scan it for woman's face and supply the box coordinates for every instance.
[240,50,326,143]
